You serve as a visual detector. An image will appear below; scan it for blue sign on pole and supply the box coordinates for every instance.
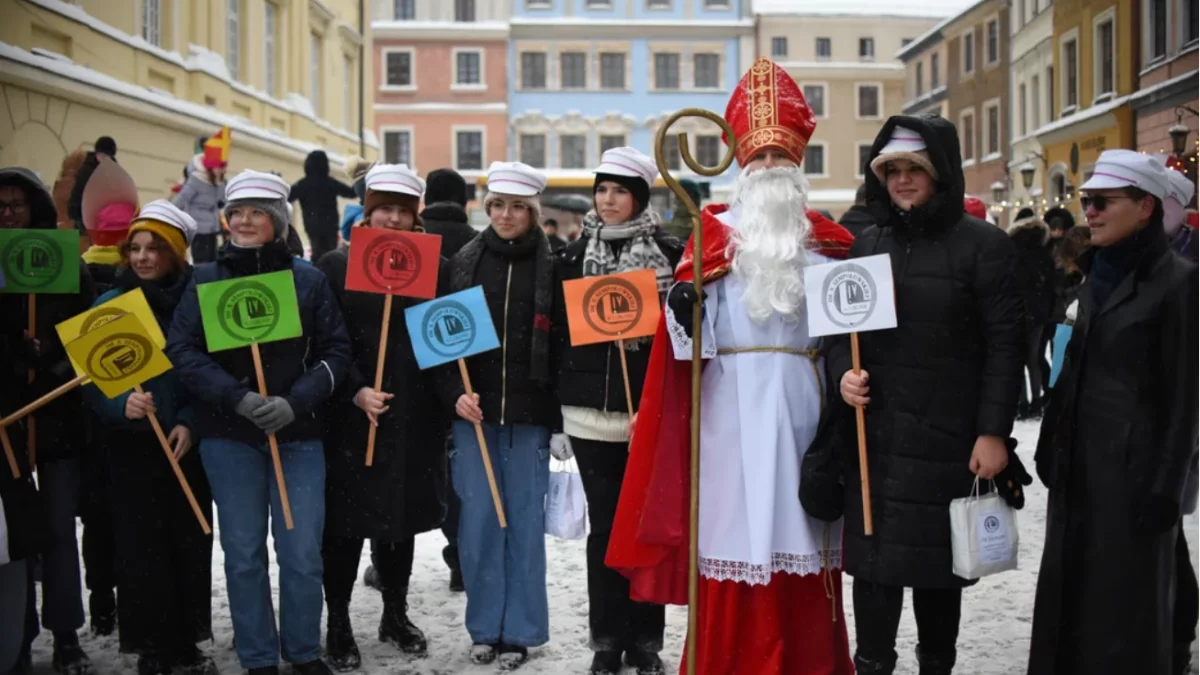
[405,286,501,370]
[1048,323,1073,388]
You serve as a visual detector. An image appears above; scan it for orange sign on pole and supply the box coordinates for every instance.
[562,269,661,347]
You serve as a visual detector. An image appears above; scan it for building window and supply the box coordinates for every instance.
[704,0,729,6]
[600,134,625,154]
[694,53,720,88]
[600,53,626,89]
[915,62,924,95]
[857,143,873,177]
[986,18,999,65]
[859,37,875,60]
[561,52,587,89]
[227,0,241,80]
[521,52,547,89]
[1094,14,1114,97]
[1148,0,1168,60]
[816,37,831,60]
[802,84,826,117]
[1187,0,1199,44]
[455,0,475,22]
[343,56,353,128]
[264,2,277,95]
[962,30,975,75]
[696,135,721,167]
[1031,74,1041,128]
[456,130,483,171]
[394,0,415,19]
[771,37,788,58]
[1062,36,1078,110]
[985,102,1000,155]
[142,0,161,46]
[585,0,611,6]
[662,134,682,171]
[384,130,411,165]
[561,135,587,169]
[1046,65,1054,121]
[647,0,672,8]
[931,52,940,88]
[654,53,680,90]
[1018,83,1027,136]
[385,50,413,87]
[520,134,546,168]
[804,145,826,176]
[456,50,482,86]
[960,110,975,161]
[857,84,881,119]
[310,33,321,111]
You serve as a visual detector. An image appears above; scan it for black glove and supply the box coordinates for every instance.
[667,283,707,339]
[995,438,1034,510]
[1135,492,1182,534]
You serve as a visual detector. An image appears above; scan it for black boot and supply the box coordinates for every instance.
[624,649,666,675]
[362,566,381,592]
[137,652,172,675]
[496,644,528,671]
[379,601,427,656]
[247,668,279,675]
[589,651,623,675]
[89,590,116,637]
[52,631,93,675]
[292,659,333,675]
[916,645,955,675]
[325,605,361,672]
[170,644,218,675]
[853,653,897,675]
[442,546,464,593]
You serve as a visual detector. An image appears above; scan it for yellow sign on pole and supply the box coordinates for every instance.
[56,289,166,377]
[63,313,173,398]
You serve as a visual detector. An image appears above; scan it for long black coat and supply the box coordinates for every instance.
[826,114,1025,589]
[1009,218,1056,325]
[317,248,449,541]
[1028,229,1198,675]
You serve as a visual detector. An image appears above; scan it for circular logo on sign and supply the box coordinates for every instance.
[2,233,63,289]
[85,333,152,382]
[984,515,1000,533]
[216,281,281,342]
[79,307,126,335]
[422,300,475,358]
[821,262,878,330]
[582,277,643,338]
[363,235,422,291]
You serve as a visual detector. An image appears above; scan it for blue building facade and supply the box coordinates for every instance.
[506,0,754,206]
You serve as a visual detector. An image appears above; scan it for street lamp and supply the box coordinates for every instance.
[1019,161,1037,190]
[990,180,1007,205]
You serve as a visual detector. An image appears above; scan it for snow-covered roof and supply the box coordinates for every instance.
[894,0,991,60]
[754,0,971,19]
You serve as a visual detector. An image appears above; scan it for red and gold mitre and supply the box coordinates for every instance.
[723,57,815,167]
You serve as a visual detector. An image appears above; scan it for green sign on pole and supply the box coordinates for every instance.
[197,270,303,352]
[0,229,80,294]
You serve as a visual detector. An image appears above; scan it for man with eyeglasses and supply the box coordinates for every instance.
[0,167,98,674]
[1028,149,1199,675]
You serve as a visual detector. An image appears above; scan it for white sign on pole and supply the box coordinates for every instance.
[804,254,898,338]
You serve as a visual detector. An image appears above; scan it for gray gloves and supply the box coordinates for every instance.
[252,397,295,435]
[234,392,295,435]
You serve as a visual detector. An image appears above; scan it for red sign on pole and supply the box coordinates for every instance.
[346,229,442,299]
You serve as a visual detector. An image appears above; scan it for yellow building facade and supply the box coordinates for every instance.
[1033,0,1135,219]
[0,0,376,221]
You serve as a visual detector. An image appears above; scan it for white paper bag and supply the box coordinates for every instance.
[950,479,1019,580]
[545,460,587,540]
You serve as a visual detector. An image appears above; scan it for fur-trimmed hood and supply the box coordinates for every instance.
[1008,216,1049,249]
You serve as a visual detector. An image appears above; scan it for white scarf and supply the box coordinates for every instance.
[581,209,673,296]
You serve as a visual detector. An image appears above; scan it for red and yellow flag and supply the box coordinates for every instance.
[202,127,232,169]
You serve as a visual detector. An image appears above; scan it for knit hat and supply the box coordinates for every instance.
[364,164,425,218]
[869,126,939,182]
[426,168,469,206]
[963,196,989,221]
[594,173,650,215]
[128,200,197,259]
[94,136,117,158]
[223,170,291,241]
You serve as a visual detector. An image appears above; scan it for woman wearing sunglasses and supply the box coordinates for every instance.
[1028,149,1198,675]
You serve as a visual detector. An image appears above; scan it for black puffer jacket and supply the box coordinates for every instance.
[826,114,1025,589]
[1009,217,1056,325]
[838,204,875,238]
[552,230,682,413]
[288,151,356,237]
[420,202,478,259]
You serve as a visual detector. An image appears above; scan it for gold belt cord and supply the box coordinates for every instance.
[714,347,824,406]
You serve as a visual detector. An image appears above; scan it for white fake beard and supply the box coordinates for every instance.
[728,166,812,324]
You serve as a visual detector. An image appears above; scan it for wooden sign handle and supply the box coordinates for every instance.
[457,358,507,529]
[1,426,19,479]
[365,293,393,466]
[851,332,874,536]
[27,294,36,468]
[135,385,212,535]
[0,374,89,428]
[616,339,635,418]
[251,342,294,531]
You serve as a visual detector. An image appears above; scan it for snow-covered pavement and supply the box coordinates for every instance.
[28,420,1200,674]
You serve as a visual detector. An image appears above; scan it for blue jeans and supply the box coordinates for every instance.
[200,438,326,669]
[450,421,550,647]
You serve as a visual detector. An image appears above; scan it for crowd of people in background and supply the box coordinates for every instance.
[0,54,1196,675]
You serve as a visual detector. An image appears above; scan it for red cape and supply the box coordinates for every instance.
[605,204,853,605]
